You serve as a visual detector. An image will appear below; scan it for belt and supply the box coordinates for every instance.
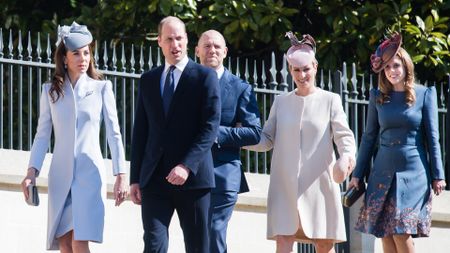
[380,139,422,147]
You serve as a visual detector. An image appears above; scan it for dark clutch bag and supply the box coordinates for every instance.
[342,182,365,207]
[26,184,40,206]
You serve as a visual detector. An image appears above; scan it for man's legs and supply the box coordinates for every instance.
[210,191,238,253]
[141,185,175,253]
[175,188,211,253]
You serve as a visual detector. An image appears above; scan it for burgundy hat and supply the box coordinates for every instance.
[285,32,316,67]
[370,33,402,73]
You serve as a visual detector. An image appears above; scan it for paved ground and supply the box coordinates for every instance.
[0,149,274,253]
[0,189,274,253]
[3,189,450,253]
[1,149,450,253]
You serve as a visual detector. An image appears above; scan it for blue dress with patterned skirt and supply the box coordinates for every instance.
[352,85,445,238]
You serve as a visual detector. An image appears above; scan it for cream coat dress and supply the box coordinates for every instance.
[28,74,126,250]
[246,88,356,242]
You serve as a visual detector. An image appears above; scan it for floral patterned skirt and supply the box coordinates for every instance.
[354,176,432,238]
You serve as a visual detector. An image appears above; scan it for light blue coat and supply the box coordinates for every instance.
[28,73,126,250]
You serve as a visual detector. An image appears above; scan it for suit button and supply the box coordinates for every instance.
[159,147,164,152]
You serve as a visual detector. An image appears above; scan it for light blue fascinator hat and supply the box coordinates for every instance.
[56,21,93,51]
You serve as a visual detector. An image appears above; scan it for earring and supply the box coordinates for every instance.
[64,64,67,69]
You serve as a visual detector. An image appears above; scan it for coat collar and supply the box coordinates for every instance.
[66,72,88,86]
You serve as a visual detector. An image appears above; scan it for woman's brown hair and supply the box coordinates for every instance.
[49,42,103,103]
[377,47,416,106]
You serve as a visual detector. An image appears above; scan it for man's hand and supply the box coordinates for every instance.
[130,183,142,205]
[166,164,190,185]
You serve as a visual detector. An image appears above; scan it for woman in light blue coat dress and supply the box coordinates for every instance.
[21,22,128,252]
[348,33,446,253]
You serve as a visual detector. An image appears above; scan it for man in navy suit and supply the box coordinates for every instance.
[130,17,221,253]
[196,30,261,253]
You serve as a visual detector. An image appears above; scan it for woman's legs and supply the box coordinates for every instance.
[381,234,415,253]
[71,241,90,253]
[276,236,336,253]
[275,214,337,253]
[275,235,296,253]
[313,239,335,253]
[392,234,415,253]
[58,231,73,253]
[57,230,90,253]
[381,235,397,253]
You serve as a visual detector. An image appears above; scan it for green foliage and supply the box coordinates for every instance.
[74,0,197,43]
[1,0,449,81]
[296,0,450,81]
[70,0,78,8]
[403,11,450,80]
[189,0,298,52]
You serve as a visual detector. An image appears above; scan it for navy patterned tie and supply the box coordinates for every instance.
[162,65,175,115]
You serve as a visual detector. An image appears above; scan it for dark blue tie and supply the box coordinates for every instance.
[162,65,175,115]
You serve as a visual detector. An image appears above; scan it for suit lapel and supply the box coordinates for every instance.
[219,69,232,108]
[165,60,194,119]
[149,65,165,119]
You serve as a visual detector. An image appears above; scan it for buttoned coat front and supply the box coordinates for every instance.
[353,86,444,237]
[28,74,126,250]
[246,88,356,242]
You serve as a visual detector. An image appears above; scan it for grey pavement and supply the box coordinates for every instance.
[0,149,273,253]
[1,149,450,252]
[0,190,273,253]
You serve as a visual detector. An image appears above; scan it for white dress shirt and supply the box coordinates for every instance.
[216,65,225,79]
[160,56,189,96]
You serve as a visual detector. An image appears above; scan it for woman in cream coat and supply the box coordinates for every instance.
[21,22,128,252]
[246,33,356,253]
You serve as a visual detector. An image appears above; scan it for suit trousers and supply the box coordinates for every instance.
[210,191,238,253]
[141,176,211,253]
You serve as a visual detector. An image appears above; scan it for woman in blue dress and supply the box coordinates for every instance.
[348,33,446,252]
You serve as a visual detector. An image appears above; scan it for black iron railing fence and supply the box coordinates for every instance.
[1,28,449,253]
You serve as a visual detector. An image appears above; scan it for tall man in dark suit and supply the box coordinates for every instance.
[195,30,261,253]
[129,17,221,253]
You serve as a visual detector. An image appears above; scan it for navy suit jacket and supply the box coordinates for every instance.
[212,69,261,193]
[130,59,221,189]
